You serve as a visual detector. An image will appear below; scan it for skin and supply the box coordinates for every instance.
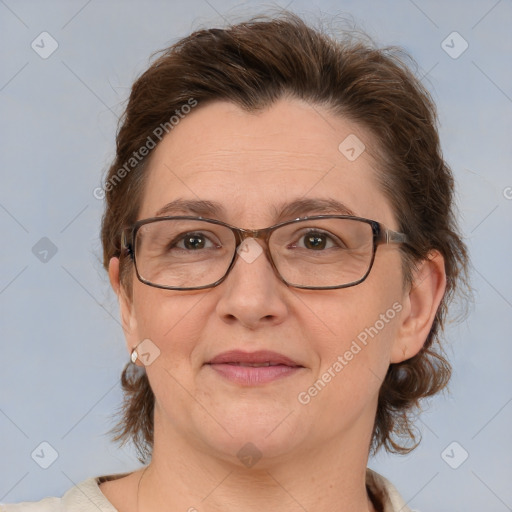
[103,98,446,512]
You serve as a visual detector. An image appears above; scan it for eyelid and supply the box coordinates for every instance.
[287,227,344,248]
[172,229,225,249]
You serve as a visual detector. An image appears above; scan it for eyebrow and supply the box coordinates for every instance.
[153,197,356,222]
[155,199,225,218]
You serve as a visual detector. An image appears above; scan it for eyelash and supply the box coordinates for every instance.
[169,229,344,251]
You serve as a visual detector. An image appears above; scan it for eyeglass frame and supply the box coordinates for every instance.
[121,215,408,291]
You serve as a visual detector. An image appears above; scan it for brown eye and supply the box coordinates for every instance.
[303,233,327,250]
[295,229,342,251]
[183,234,206,250]
[171,232,218,251]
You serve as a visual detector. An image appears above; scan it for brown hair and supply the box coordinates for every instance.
[101,12,469,463]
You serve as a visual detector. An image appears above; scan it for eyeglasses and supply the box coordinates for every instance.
[122,215,407,291]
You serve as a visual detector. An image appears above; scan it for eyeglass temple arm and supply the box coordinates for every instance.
[121,229,134,256]
[381,228,408,244]
[377,225,409,244]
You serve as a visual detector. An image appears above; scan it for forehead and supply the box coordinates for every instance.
[139,98,395,228]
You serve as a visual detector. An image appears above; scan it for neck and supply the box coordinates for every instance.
[137,420,376,512]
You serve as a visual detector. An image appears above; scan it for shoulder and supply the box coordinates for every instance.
[2,469,408,512]
[0,475,124,512]
[0,496,62,512]
[366,468,412,512]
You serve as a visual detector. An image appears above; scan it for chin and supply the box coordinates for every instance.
[191,404,309,466]
[212,433,303,469]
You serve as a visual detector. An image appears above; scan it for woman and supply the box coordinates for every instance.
[2,12,468,512]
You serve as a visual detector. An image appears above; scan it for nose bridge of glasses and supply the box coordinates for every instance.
[235,226,272,246]
[232,227,275,269]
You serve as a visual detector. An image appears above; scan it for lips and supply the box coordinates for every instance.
[206,350,305,385]
[207,350,302,367]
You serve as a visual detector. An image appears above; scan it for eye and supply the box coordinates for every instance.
[295,229,342,250]
[172,232,219,250]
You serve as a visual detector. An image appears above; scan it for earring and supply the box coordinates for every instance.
[129,338,160,367]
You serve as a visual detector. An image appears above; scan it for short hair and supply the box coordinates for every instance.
[101,12,469,463]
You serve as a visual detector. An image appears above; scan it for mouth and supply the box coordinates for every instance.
[207,349,302,367]
[206,350,305,385]
[220,362,290,367]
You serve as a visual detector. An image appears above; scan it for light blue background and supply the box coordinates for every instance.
[1,1,511,510]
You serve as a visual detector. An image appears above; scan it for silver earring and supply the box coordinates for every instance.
[130,348,139,364]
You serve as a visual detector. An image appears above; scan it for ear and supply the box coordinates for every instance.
[108,257,139,349]
[391,251,446,363]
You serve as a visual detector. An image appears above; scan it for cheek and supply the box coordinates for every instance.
[298,282,401,354]
[132,288,208,368]
[295,273,403,399]
[298,295,402,422]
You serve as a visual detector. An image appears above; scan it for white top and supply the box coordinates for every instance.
[0,469,411,512]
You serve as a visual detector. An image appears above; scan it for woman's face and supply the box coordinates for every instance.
[115,98,411,464]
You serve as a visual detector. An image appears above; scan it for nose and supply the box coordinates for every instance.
[215,239,289,329]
